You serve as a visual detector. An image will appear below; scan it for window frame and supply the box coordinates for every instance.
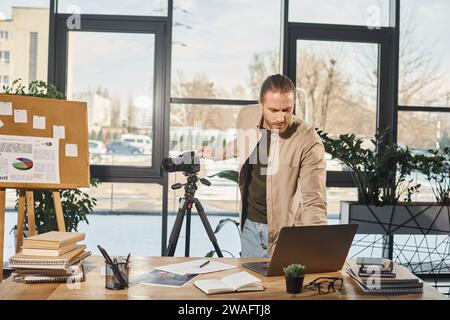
[49,13,168,183]
[282,0,398,187]
[44,0,433,256]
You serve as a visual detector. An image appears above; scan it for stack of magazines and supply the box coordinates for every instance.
[9,231,91,284]
[346,259,423,294]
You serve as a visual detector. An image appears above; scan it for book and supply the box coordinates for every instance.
[359,259,394,274]
[356,257,385,266]
[14,264,85,284]
[359,260,396,278]
[14,261,84,277]
[22,243,78,257]
[22,231,85,249]
[9,246,91,270]
[346,266,423,294]
[136,269,200,287]
[194,271,264,295]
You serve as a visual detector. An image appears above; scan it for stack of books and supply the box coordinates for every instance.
[357,257,396,277]
[9,231,91,284]
[346,259,423,294]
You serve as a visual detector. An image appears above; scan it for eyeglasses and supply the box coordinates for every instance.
[304,277,343,295]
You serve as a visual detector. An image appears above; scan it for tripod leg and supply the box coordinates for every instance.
[164,198,188,256]
[193,198,223,257]
[185,207,191,257]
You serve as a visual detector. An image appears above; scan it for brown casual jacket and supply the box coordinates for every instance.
[212,105,328,255]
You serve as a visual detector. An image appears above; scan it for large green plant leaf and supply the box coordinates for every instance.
[208,170,238,184]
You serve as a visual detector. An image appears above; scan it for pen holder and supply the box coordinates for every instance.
[105,261,129,290]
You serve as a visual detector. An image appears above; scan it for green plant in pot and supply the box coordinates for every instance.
[3,79,100,239]
[317,128,420,206]
[316,128,427,240]
[283,263,305,294]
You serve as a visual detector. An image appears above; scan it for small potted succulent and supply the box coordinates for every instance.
[283,263,305,294]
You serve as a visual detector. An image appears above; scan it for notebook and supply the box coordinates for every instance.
[346,265,423,294]
[358,258,395,277]
[22,243,78,257]
[14,264,85,284]
[194,271,264,295]
[14,261,84,276]
[9,246,91,270]
[22,231,85,249]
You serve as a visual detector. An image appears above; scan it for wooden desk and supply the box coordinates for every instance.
[0,256,446,300]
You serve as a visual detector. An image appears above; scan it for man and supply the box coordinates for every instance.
[198,74,327,258]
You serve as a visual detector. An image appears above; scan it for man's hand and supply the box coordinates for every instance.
[196,146,214,159]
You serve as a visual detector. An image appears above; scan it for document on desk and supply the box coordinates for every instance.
[155,259,238,276]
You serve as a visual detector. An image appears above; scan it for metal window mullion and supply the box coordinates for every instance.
[170,98,258,105]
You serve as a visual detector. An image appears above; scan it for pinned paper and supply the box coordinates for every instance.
[14,109,27,123]
[33,115,46,130]
[65,144,78,157]
[0,119,3,128]
[0,101,12,115]
[53,125,65,139]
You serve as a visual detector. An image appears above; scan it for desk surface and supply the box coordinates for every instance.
[0,256,446,300]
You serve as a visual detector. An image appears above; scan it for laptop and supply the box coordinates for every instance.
[242,224,358,276]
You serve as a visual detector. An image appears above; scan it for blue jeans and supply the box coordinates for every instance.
[240,218,269,258]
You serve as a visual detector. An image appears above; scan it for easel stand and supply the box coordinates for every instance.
[0,94,90,283]
[0,189,66,282]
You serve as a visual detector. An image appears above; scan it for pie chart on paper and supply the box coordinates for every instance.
[12,158,33,171]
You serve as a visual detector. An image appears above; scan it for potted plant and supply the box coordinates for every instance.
[317,128,450,265]
[283,263,305,294]
[2,79,100,243]
[317,129,425,233]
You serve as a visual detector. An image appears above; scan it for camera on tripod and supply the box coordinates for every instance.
[161,150,222,257]
[161,150,200,174]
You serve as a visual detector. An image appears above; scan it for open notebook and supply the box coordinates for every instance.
[194,271,264,295]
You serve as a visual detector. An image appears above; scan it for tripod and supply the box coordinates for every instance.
[164,171,223,257]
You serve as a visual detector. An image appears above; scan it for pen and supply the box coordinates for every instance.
[199,260,210,268]
[97,245,128,288]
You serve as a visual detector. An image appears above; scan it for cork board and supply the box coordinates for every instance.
[0,94,89,189]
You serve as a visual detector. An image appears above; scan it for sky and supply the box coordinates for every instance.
[0,0,449,103]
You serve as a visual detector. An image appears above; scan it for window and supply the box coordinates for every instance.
[399,0,450,107]
[57,0,168,16]
[0,31,9,39]
[171,0,281,100]
[327,187,358,220]
[0,51,10,64]
[289,0,391,27]
[29,32,38,81]
[169,103,241,216]
[397,112,450,151]
[67,31,155,167]
[0,75,9,86]
[397,111,449,204]
[295,40,378,138]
